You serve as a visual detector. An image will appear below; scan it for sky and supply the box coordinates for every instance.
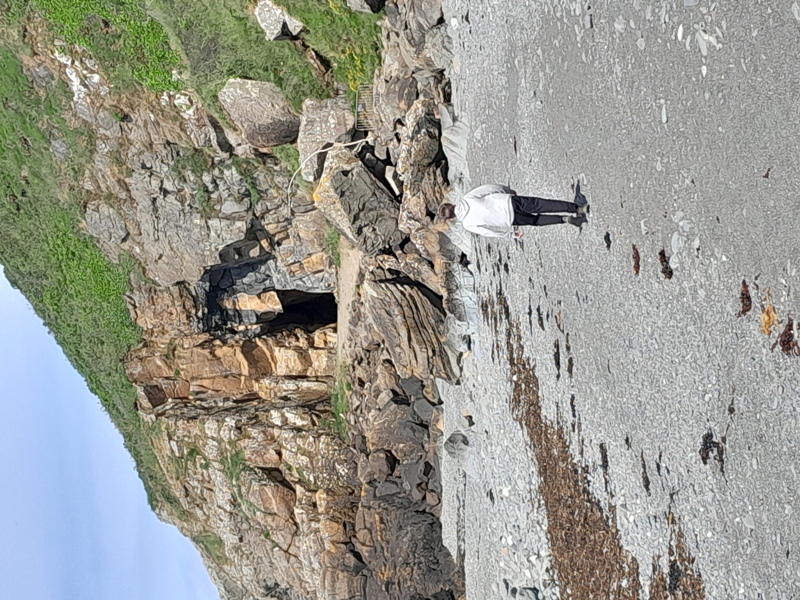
[0,269,220,600]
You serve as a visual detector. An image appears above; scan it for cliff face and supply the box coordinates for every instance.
[7,2,463,598]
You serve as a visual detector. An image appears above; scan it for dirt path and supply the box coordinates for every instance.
[336,237,363,365]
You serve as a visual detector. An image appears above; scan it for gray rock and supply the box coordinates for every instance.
[84,201,129,261]
[218,78,300,148]
[422,24,453,72]
[312,146,403,254]
[50,138,70,163]
[413,398,435,423]
[346,0,385,13]
[443,431,470,460]
[21,60,55,89]
[219,197,250,215]
[438,104,470,183]
[297,97,355,182]
[375,75,418,129]
[123,168,250,285]
[397,99,441,182]
[406,0,443,33]
[374,480,403,497]
[254,0,304,40]
[358,449,394,483]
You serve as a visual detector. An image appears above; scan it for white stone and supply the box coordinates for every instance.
[254,0,303,40]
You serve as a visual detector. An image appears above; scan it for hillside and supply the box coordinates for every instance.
[0,1,463,598]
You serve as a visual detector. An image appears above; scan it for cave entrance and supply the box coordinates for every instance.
[199,257,336,338]
[263,290,337,333]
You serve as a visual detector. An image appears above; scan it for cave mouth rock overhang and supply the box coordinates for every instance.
[198,255,337,339]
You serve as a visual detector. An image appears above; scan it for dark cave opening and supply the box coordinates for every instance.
[199,257,336,338]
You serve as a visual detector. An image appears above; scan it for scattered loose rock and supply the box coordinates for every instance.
[736,279,752,317]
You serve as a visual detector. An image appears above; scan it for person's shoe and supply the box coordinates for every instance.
[564,214,587,227]
[573,181,589,214]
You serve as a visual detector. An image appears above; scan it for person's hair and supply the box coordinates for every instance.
[438,202,456,220]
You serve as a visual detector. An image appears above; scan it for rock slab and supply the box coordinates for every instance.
[298,97,355,182]
[218,78,299,148]
[313,146,403,254]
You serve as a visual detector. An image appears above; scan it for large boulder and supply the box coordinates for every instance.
[313,146,403,254]
[298,97,355,182]
[218,78,300,147]
[254,0,304,40]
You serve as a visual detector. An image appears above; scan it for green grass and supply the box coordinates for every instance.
[273,144,301,174]
[144,0,327,112]
[323,223,341,268]
[1,0,382,113]
[321,363,350,440]
[192,532,228,564]
[3,0,181,91]
[0,44,180,515]
[1,0,381,112]
[276,0,382,95]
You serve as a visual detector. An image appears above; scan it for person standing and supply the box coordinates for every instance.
[438,182,589,239]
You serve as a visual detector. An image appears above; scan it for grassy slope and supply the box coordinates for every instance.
[275,0,382,95]
[6,0,381,110]
[0,0,380,514]
[0,38,181,513]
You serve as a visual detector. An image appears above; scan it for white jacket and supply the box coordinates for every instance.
[455,184,516,238]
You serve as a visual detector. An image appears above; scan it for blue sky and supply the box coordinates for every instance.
[0,269,220,600]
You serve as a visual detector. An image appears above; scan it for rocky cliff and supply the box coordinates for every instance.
[3,2,465,599]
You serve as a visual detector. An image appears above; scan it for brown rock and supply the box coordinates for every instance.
[218,290,282,313]
[301,253,327,274]
[358,449,395,483]
[362,276,455,385]
[127,282,198,341]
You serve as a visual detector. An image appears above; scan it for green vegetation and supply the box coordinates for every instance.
[321,363,350,440]
[221,449,248,485]
[221,448,268,515]
[276,0,382,94]
[273,144,301,174]
[169,146,211,179]
[145,0,326,112]
[0,42,180,514]
[170,445,210,479]
[3,0,382,111]
[3,0,181,91]
[192,532,228,564]
[323,223,341,268]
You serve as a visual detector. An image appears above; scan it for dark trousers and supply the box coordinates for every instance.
[511,195,578,226]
